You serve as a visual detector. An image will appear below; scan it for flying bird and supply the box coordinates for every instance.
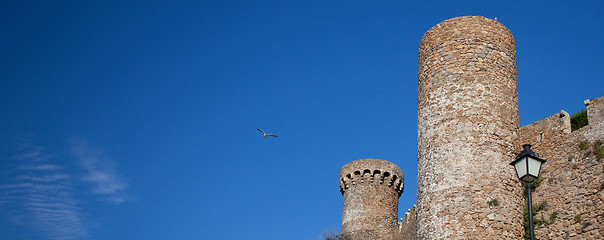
[257,129,277,139]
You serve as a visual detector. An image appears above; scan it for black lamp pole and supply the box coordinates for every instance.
[526,183,534,240]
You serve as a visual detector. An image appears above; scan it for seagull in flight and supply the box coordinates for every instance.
[257,129,277,139]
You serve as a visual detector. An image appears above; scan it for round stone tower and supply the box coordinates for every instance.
[340,159,404,240]
[417,16,523,239]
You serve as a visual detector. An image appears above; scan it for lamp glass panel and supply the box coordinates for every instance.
[514,157,527,179]
[527,156,542,177]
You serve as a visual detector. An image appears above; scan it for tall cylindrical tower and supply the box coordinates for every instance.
[417,16,523,239]
[340,159,404,240]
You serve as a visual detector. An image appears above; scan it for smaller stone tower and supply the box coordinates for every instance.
[340,159,404,240]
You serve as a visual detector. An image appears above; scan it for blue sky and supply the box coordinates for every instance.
[0,1,602,240]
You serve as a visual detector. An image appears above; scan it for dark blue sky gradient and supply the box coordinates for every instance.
[1,1,602,240]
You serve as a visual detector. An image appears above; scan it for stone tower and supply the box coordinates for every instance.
[340,159,404,240]
[416,16,523,239]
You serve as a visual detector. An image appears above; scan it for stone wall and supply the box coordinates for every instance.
[397,205,417,240]
[585,96,604,141]
[518,110,571,144]
[416,16,523,239]
[517,96,604,239]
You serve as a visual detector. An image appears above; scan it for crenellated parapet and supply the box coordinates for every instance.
[517,110,571,145]
[339,159,404,197]
[519,96,604,145]
[398,205,417,240]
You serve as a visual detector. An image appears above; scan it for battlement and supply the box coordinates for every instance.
[519,96,604,144]
[518,110,571,144]
[339,159,404,196]
[398,205,417,240]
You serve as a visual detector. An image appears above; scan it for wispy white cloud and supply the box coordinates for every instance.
[70,139,132,204]
[1,137,133,239]
[0,143,88,240]
[18,164,63,171]
[13,143,56,162]
[17,173,71,182]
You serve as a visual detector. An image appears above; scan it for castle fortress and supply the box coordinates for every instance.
[338,16,604,240]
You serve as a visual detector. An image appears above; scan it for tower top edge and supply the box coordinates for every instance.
[420,15,514,46]
[340,159,403,178]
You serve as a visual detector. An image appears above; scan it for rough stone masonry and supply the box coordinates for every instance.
[340,159,404,239]
[416,16,523,239]
[338,15,603,240]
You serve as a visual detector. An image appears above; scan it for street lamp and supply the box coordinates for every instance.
[510,144,546,240]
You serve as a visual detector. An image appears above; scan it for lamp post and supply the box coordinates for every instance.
[510,144,546,240]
